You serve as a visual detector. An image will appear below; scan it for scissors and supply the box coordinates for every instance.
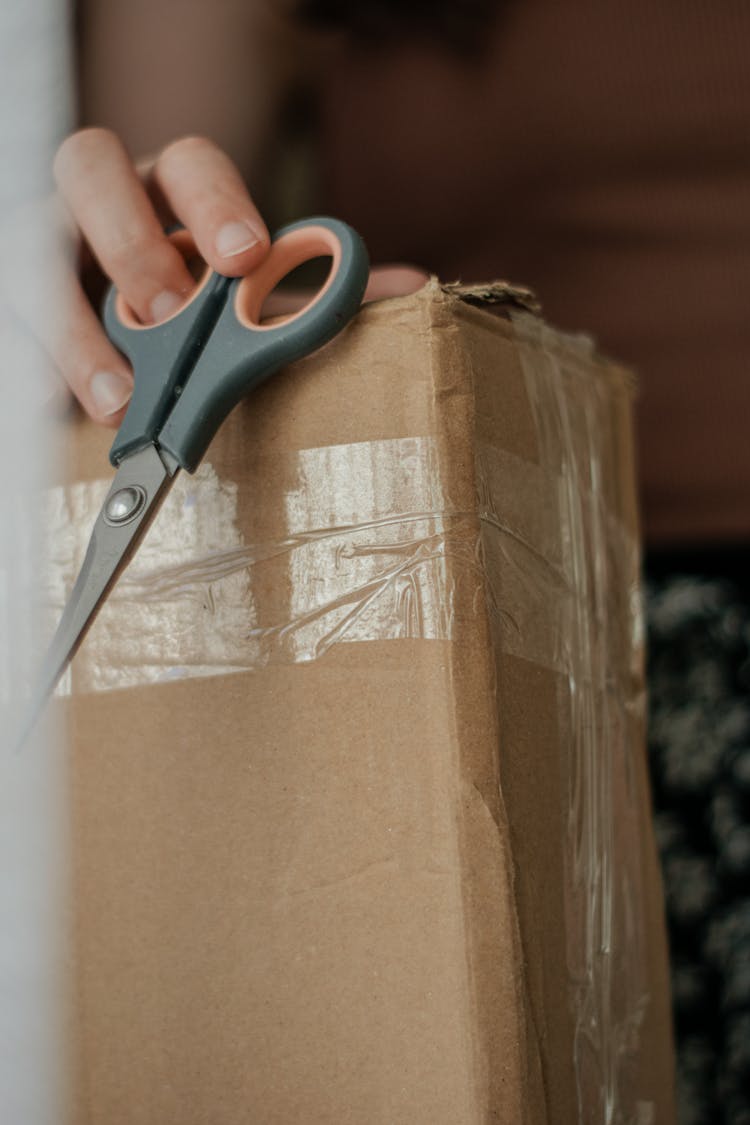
[28,216,369,728]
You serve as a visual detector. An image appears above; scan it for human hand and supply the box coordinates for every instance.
[52,129,428,427]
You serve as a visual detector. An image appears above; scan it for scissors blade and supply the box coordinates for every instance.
[24,445,177,736]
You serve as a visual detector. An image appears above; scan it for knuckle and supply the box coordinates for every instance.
[107,230,181,288]
[106,231,153,272]
[59,346,96,399]
[157,134,216,173]
[53,127,120,182]
[63,336,127,401]
[59,315,99,375]
[53,285,131,403]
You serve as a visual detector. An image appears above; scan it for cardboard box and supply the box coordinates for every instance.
[54,281,675,1122]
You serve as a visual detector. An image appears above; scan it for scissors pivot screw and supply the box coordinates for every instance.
[104,485,147,526]
[22,217,369,739]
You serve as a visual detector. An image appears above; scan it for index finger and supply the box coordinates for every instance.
[54,128,197,326]
[151,136,270,278]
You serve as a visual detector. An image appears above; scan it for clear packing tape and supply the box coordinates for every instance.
[499,312,651,1125]
[44,305,651,1123]
[43,436,460,694]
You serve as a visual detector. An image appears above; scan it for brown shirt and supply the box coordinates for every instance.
[315,0,750,545]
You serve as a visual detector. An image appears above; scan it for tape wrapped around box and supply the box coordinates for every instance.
[53,280,675,1123]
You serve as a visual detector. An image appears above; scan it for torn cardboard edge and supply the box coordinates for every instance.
[441,277,542,316]
[436,277,639,402]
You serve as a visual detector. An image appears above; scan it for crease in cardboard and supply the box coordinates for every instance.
[424,286,545,1124]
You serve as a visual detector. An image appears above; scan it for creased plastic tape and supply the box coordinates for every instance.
[42,437,469,696]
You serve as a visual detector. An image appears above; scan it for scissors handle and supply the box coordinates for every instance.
[103,218,369,472]
[103,231,230,466]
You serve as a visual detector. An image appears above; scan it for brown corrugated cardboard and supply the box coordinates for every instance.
[55,281,675,1122]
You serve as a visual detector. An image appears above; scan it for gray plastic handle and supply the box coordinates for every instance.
[103,267,230,466]
[103,218,369,471]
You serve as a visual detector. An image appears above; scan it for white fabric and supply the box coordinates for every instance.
[0,2,70,1121]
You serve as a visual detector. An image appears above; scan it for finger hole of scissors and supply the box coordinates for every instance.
[256,256,332,323]
[234,226,342,331]
[114,229,213,330]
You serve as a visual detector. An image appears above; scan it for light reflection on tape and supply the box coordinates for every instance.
[42,439,466,696]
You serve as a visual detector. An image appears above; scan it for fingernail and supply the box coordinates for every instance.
[150,289,184,323]
[215,220,261,258]
[90,370,132,417]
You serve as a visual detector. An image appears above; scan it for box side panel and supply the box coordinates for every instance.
[63,287,497,1124]
[68,646,482,1125]
[460,303,675,1124]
